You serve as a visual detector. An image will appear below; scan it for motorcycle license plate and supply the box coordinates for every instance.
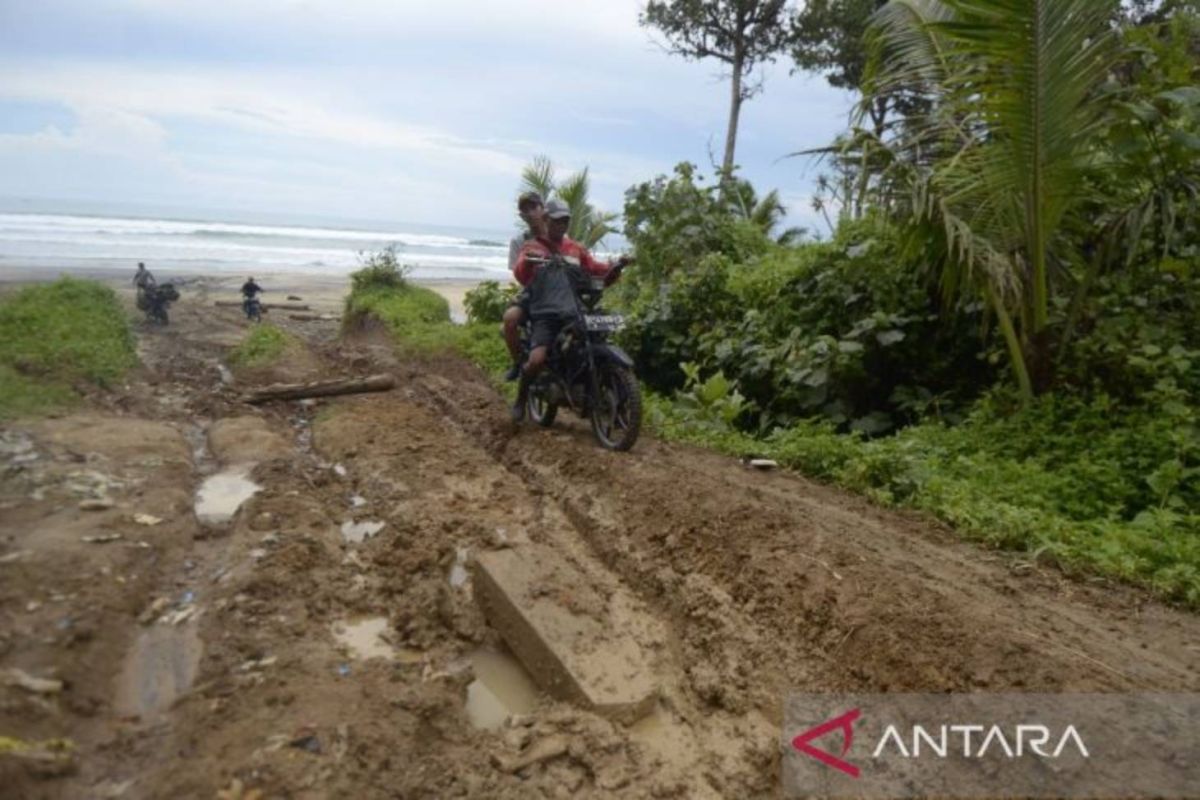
[585,314,624,332]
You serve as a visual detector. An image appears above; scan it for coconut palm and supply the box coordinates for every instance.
[862,0,1120,399]
[519,156,619,249]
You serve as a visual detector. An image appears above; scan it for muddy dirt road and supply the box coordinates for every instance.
[2,288,1199,799]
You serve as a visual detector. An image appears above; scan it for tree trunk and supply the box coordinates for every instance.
[242,373,395,405]
[722,54,744,181]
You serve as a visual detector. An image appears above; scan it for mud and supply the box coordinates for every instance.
[1,287,1198,799]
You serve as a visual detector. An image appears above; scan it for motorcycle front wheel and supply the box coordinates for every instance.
[527,386,558,428]
[590,365,641,451]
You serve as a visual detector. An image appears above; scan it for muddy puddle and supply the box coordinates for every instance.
[340,520,384,544]
[195,468,260,526]
[465,646,540,730]
[114,622,203,719]
[331,617,422,663]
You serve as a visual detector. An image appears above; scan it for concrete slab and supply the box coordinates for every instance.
[472,545,658,723]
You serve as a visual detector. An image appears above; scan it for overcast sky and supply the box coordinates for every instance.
[0,0,854,233]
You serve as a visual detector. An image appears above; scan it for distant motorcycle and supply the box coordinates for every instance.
[243,295,263,323]
[521,255,641,451]
[138,283,178,326]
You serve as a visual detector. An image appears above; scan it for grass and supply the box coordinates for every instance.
[343,279,511,380]
[0,278,136,419]
[646,391,1200,608]
[228,324,296,368]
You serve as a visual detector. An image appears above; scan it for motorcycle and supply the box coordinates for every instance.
[521,256,642,452]
[138,283,178,325]
[243,294,263,322]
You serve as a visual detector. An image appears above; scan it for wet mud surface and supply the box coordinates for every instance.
[1,290,1198,798]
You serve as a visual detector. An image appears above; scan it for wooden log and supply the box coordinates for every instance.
[214,301,311,311]
[288,313,342,321]
[243,374,395,405]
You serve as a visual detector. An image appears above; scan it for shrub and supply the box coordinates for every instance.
[350,247,413,294]
[0,278,136,417]
[464,280,520,324]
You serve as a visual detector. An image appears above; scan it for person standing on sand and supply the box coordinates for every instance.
[502,192,546,381]
[133,262,156,290]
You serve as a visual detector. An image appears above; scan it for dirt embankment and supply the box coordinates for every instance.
[1,290,1198,799]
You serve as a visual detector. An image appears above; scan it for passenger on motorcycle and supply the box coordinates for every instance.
[133,262,156,290]
[502,192,546,381]
[241,277,263,317]
[510,199,630,421]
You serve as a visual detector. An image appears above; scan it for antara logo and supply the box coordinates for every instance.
[792,709,1090,777]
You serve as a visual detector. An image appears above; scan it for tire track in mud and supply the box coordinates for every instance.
[402,355,1200,703]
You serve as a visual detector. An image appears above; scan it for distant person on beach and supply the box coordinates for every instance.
[133,262,155,290]
[241,276,263,315]
[502,192,545,381]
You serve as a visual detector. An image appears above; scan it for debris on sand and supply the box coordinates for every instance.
[137,597,170,625]
[340,520,384,544]
[0,736,77,777]
[490,734,569,774]
[79,497,116,511]
[747,459,779,470]
[82,534,123,544]
[3,667,64,694]
[133,513,163,526]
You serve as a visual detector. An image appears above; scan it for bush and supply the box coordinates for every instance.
[0,278,136,417]
[228,324,293,367]
[464,280,520,324]
[350,247,413,294]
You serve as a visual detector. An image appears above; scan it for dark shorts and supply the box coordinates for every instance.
[507,288,531,314]
[529,317,566,349]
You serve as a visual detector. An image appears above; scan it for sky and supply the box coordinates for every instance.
[0,0,856,234]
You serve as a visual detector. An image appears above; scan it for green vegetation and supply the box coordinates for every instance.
[0,278,136,418]
[228,324,296,367]
[344,254,511,379]
[608,4,1200,605]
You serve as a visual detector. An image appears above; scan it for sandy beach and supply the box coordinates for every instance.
[0,264,488,322]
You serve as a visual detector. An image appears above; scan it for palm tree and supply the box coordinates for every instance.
[519,156,619,249]
[862,0,1120,399]
[725,180,808,243]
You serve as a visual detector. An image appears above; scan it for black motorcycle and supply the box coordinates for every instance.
[243,295,263,322]
[521,256,642,452]
[138,283,178,325]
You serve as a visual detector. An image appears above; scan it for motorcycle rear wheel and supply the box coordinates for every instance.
[590,365,641,451]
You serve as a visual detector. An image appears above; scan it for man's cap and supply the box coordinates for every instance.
[544,199,571,219]
[517,191,543,209]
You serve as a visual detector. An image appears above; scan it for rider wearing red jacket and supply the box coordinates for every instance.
[510,199,629,421]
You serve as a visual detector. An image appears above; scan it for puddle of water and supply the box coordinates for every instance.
[465,646,539,730]
[115,622,203,719]
[332,617,424,663]
[449,546,470,589]
[340,520,384,544]
[194,468,260,526]
[332,617,394,660]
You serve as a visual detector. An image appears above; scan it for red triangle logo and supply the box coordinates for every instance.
[791,708,862,778]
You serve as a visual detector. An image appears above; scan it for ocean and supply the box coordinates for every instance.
[0,210,519,282]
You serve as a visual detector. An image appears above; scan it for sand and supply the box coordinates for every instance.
[0,264,488,322]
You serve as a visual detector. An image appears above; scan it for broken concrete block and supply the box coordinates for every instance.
[472,545,657,723]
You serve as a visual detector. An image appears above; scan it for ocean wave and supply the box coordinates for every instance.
[0,212,482,249]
